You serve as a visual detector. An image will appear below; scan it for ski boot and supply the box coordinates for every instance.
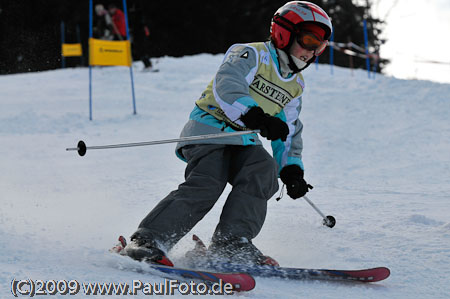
[209,236,279,267]
[118,236,174,267]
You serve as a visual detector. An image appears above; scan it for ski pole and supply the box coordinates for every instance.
[303,196,336,228]
[66,130,260,156]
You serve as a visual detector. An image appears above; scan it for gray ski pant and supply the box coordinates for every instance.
[132,144,279,250]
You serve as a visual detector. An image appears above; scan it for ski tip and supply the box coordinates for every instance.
[192,234,207,249]
[236,274,256,292]
[118,235,127,247]
[214,273,256,292]
[371,267,390,282]
[343,267,391,282]
[110,236,127,255]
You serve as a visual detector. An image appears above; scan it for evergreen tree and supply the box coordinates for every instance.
[0,0,386,74]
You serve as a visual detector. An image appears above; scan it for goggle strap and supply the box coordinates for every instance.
[272,14,297,32]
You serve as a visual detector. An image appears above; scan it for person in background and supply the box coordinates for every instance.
[94,4,113,40]
[108,3,127,40]
[130,0,156,71]
[140,24,155,71]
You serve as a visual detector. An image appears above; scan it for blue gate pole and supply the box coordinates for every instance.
[122,0,137,115]
[363,19,371,79]
[329,31,334,75]
[315,56,319,70]
[61,21,66,68]
[372,54,378,80]
[89,0,93,120]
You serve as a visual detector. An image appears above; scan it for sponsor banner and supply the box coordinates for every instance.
[62,43,83,57]
[89,38,132,66]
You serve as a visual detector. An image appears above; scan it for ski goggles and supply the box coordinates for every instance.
[296,31,328,56]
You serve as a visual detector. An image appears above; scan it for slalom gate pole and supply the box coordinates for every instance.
[61,21,66,68]
[122,0,137,115]
[303,196,336,228]
[88,0,93,120]
[363,19,371,79]
[66,130,260,156]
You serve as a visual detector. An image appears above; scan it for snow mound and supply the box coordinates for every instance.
[1,54,450,298]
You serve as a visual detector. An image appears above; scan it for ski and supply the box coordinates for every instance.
[111,236,256,292]
[203,263,390,283]
[188,234,390,283]
[141,263,256,291]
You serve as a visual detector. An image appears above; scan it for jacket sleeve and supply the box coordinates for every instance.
[271,96,304,172]
[212,44,260,127]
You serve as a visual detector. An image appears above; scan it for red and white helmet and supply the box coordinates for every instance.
[270,1,333,51]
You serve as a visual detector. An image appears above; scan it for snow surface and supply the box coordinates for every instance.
[1,55,450,298]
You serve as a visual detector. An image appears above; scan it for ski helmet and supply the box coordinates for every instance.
[270,1,333,54]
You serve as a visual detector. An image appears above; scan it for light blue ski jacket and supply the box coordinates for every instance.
[176,41,306,172]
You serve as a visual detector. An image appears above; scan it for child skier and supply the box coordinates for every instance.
[124,1,333,267]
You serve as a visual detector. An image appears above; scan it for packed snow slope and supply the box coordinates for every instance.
[1,54,450,298]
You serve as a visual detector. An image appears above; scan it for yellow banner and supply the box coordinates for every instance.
[89,38,132,67]
[62,43,83,57]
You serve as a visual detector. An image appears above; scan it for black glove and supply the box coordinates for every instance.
[280,165,313,199]
[240,106,289,141]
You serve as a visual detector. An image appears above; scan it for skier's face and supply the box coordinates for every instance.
[290,39,315,62]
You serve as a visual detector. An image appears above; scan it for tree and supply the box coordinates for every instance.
[317,0,387,71]
[0,0,386,74]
